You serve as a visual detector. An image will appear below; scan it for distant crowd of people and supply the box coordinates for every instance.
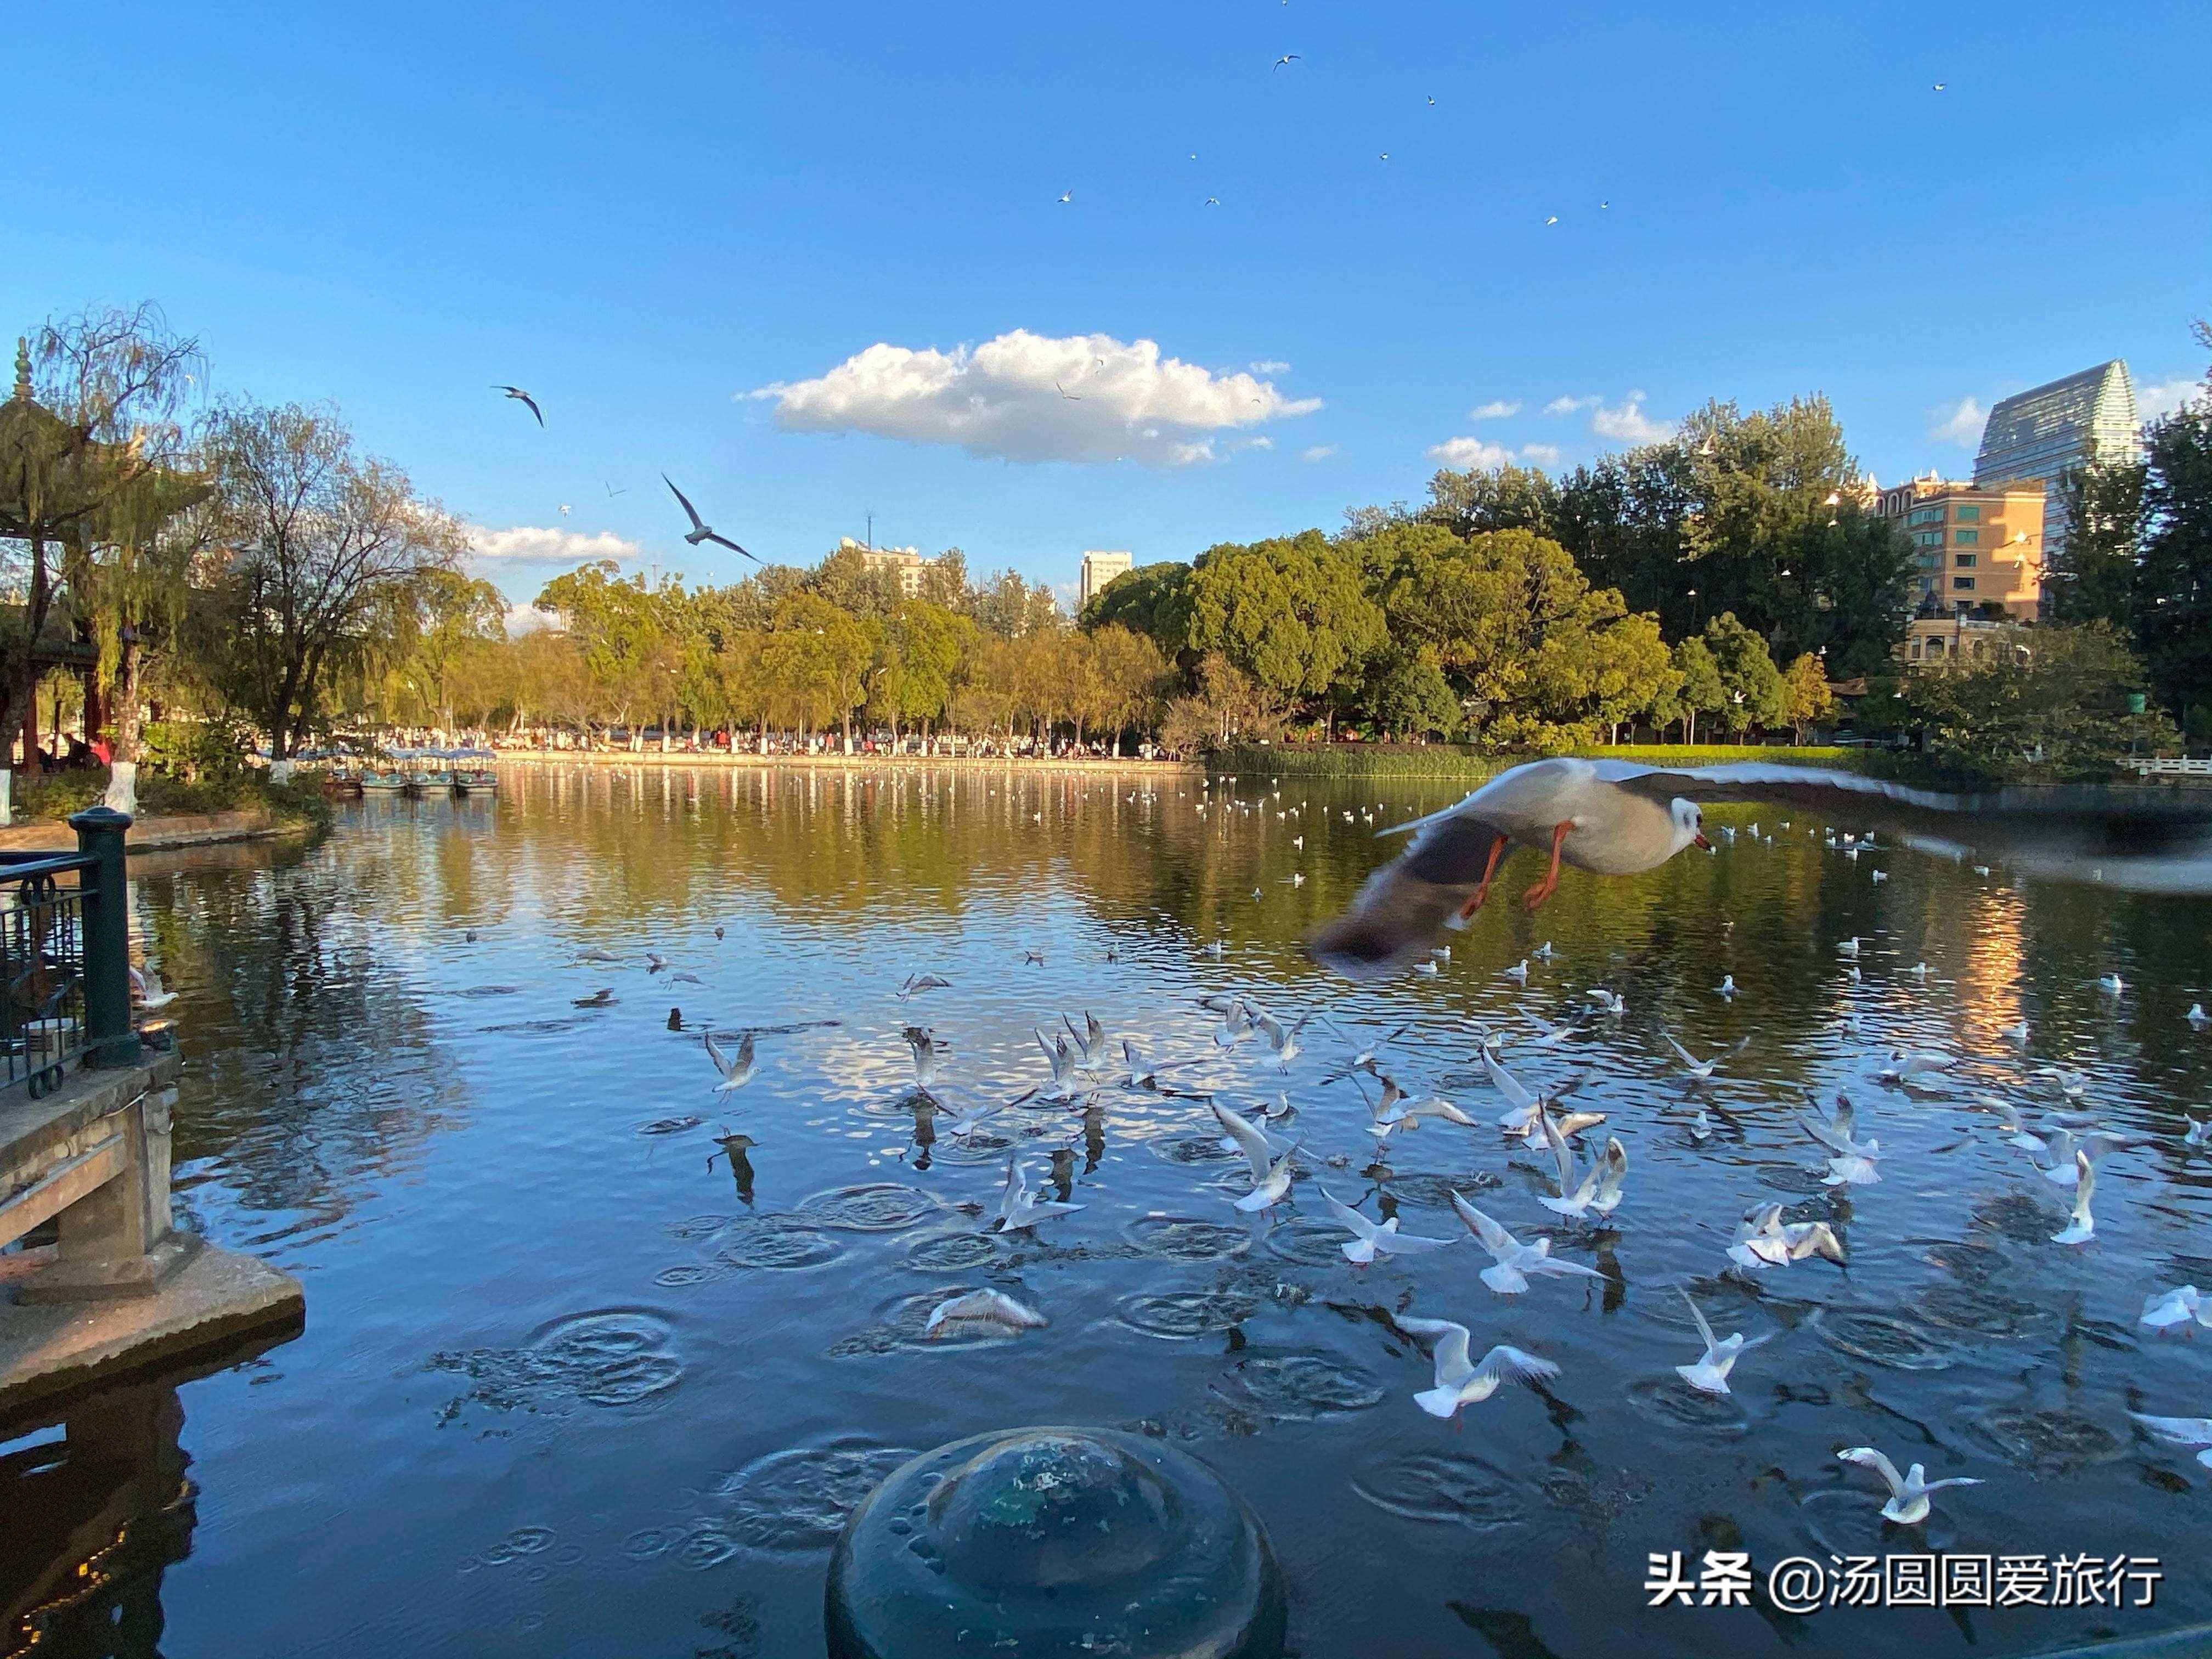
[421,727,1177,762]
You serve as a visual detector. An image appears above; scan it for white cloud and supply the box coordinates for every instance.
[1469,399,1522,420]
[1248,359,1292,374]
[503,601,559,636]
[2137,377,2206,422]
[1590,395,1675,444]
[1927,396,1987,447]
[469,525,643,565]
[1426,437,1516,469]
[1299,444,1339,464]
[1543,394,1598,416]
[1519,442,1565,465]
[748,329,1321,467]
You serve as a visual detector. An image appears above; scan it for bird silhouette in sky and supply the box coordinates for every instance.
[1273,53,1300,69]
[493,386,544,426]
[663,476,760,563]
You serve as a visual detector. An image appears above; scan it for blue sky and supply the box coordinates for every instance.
[11,1,2208,616]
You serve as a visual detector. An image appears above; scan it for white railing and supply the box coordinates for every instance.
[2122,757,2212,777]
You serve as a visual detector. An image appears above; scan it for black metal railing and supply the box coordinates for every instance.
[1,808,136,1097]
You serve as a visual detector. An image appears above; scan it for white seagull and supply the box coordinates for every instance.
[2051,1152,2097,1243]
[2129,1412,2212,1468]
[704,1029,756,1094]
[926,1288,1047,1337]
[1449,1192,1605,1295]
[902,1026,944,1094]
[128,966,177,1009]
[1836,1447,1982,1524]
[2140,1285,2212,1333]
[1395,1318,1559,1419]
[1214,1102,1300,1211]
[1320,1189,1453,1265]
[1675,1289,1768,1395]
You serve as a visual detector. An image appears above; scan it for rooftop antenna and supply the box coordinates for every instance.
[865,510,875,552]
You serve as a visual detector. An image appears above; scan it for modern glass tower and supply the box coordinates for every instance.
[1971,360,2141,567]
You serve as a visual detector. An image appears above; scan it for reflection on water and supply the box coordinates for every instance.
[6,763,2212,1658]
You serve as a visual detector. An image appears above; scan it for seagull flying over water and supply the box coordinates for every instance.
[2051,1152,2097,1243]
[1321,1189,1452,1265]
[704,1029,755,1094]
[902,1025,945,1094]
[1214,1103,1300,1210]
[1836,1447,1980,1524]
[128,966,176,1009]
[1395,1318,1559,1419]
[1308,756,2212,978]
[1449,1192,1604,1295]
[1676,1289,1768,1395]
[493,385,544,426]
[663,476,760,563]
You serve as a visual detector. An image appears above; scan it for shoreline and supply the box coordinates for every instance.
[489,751,1201,776]
[0,807,318,855]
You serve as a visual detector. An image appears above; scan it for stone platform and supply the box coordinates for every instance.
[0,1241,302,1419]
[2,1055,304,1419]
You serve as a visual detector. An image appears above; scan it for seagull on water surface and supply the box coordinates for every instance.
[926,1288,1047,1338]
[2129,1413,2212,1468]
[1395,1318,1560,1419]
[2140,1285,2212,1333]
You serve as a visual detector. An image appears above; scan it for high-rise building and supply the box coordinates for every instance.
[1873,476,2047,618]
[1970,360,2141,569]
[1078,550,1133,612]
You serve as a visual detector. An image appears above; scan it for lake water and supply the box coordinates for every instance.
[9,761,2212,1658]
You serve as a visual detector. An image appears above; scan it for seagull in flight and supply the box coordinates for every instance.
[1320,1189,1452,1266]
[1395,1318,1559,1419]
[1213,1102,1299,1210]
[1837,1448,1980,1523]
[1449,1192,1604,1295]
[1273,53,1301,69]
[605,481,627,497]
[1309,755,2212,978]
[662,476,760,563]
[1676,1288,1769,1395]
[1054,380,1081,401]
[704,1030,756,1094]
[493,386,544,426]
[1056,189,1073,204]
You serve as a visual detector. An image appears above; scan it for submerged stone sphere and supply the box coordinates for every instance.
[825,1426,1285,1659]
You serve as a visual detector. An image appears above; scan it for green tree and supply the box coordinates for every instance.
[1670,636,1725,743]
[885,600,973,740]
[1079,560,1193,659]
[1904,622,2178,781]
[1183,531,1384,720]
[195,399,465,757]
[2,306,202,775]
[1701,611,1787,737]
[1781,651,1835,742]
[2134,388,2212,738]
[2051,457,2146,628]
[535,560,668,731]
[1084,624,1172,753]
[1364,648,1459,740]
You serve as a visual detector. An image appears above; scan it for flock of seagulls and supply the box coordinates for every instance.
[527,757,2212,1528]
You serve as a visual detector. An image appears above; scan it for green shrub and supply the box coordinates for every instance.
[9,766,331,831]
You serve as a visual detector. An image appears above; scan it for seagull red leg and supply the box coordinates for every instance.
[1457,833,1510,922]
[1522,821,1572,912]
